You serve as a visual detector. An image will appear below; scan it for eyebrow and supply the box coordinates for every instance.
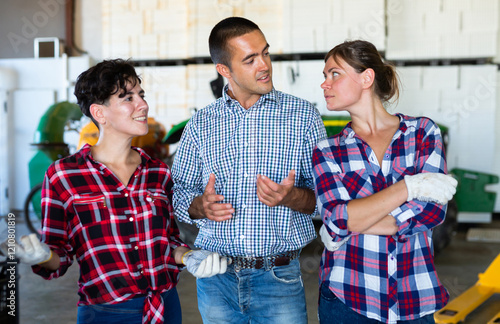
[242,43,270,62]
[126,89,145,95]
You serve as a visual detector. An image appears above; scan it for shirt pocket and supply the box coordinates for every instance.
[73,193,110,226]
[144,189,172,229]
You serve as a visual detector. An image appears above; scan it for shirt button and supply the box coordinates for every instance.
[240,235,245,239]
[146,197,152,202]
[134,246,138,250]
[140,270,144,274]
[242,204,247,209]
[129,217,134,222]
[124,193,129,197]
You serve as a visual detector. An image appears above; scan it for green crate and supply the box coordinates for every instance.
[450,168,499,213]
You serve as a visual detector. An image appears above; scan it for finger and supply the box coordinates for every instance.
[211,253,220,274]
[281,170,296,186]
[28,234,42,251]
[257,174,279,192]
[206,214,233,222]
[204,193,226,203]
[202,253,214,277]
[220,256,228,273]
[20,235,34,254]
[205,174,216,194]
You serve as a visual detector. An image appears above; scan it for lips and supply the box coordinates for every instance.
[257,74,270,82]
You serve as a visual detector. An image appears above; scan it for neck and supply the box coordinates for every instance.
[349,94,393,134]
[226,83,262,109]
[91,134,135,165]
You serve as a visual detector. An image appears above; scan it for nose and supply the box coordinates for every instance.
[321,79,330,90]
[257,55,269,71]
[138,97,149,111]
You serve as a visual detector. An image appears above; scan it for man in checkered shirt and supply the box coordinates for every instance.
[172,17,326,324]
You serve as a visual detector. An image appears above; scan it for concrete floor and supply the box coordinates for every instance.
[3,216,500,324]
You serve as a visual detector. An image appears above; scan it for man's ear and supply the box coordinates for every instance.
[89,103,105,125]
[362,68,375,89]
[216,63,231,79]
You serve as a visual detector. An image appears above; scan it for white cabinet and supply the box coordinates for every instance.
[0,55,91,213]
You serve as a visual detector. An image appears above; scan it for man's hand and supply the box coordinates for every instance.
[319,225,351,252]
[182,250,230,278]
[256,170,295,207]
[191,173,234,221]
[0,233,52,265]
[405,173,457,205]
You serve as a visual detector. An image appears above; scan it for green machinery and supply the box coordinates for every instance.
[25,101,82,234]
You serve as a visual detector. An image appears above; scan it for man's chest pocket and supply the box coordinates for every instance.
[73,193,110,225]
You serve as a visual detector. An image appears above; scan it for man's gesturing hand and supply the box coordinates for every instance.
[256,170,295,207]
[200,173,234,221]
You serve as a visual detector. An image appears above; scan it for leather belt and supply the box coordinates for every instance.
[230,250,300,269]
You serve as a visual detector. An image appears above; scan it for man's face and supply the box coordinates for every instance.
[223,30,273,108]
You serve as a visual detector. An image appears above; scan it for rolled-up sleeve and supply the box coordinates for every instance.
[390,118,448,238]
[32,168,74,279]
[313,142,351,239]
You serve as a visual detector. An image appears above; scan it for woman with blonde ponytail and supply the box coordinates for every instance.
[313,40,457,324]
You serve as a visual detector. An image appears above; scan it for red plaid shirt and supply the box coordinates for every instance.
[32,144,187,323]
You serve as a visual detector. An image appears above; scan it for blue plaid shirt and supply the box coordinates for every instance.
[313,114,449,323]
[172,86,326,257]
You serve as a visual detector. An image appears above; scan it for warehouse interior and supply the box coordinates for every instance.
[1,0,500,323]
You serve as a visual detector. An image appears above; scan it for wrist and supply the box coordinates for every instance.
[181,250,193,265]
[37,249,53,265]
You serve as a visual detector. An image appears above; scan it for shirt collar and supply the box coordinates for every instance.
[221,84,281,110]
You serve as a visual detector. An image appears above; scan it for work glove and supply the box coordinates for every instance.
[405,173,457,205]
[0,233,52,265]
[319,225,351,252]
[182,250,230,278]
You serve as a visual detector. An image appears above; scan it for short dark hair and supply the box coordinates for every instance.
[74,58,141,126]
[325,40,400,103]
[209,17,261,68]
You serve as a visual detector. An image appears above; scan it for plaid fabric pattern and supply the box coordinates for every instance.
[313,114,449,324]
[172,86,327,257]
[32,144,187,324]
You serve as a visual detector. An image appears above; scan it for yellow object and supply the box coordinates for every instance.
[77,117,169,160]
[78,121,99,148]
[487,311,500,324]
[435,253,500,323]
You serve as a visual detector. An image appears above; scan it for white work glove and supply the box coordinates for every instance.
[182,250,230,278]
[319,225,351,252]
[0,233,52,265]
[405,173,457,205]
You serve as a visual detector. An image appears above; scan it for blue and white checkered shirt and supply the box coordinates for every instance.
[172,86,326,257]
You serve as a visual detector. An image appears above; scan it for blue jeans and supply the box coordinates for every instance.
[197,258,307,324]
[318,283,435,324]
[77,288,181,324]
